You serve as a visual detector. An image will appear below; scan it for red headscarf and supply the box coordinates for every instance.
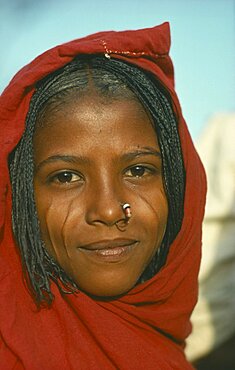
[0,23,206,369]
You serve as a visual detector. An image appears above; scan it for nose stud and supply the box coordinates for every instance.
[115,203,132,231]
[122,203,132,222]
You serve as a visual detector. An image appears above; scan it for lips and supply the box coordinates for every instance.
[78,238,137,251]
[77,238,139,262]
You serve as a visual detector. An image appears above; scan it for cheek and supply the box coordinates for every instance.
[139,188,168,261]
[139,184,168,237]
[152,188,168,231]
[34,189,74,261]
[34,188,89,280]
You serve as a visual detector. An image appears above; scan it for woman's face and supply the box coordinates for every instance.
[33,93,168,298]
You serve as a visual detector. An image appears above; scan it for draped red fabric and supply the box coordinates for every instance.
[0,23,206,369]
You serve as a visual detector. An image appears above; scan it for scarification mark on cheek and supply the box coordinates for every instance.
[45,201,71,262]
[61,200,77,259]
[138,190,168,238]
[132,189,168,273]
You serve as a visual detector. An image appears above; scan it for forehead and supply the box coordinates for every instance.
[33,94,159,159]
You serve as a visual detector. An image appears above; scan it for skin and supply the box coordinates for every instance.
[33,92,168,298]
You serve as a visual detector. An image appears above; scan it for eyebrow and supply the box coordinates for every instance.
[121,147,161,161]
[35,147,161,173]
[35,155,90,173]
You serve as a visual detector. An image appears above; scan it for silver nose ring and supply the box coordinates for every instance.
[122,203,132,222]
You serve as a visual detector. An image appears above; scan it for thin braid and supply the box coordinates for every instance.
[9,55,185,304]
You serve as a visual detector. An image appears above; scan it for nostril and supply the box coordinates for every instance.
[115,219,129,232]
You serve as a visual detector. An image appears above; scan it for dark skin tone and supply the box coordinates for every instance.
[33,93,168,298]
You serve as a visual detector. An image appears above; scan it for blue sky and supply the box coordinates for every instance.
[0,0,234,138]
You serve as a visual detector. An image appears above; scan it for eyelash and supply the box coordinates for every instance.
[124,165,158,178]
[49,171,83,184]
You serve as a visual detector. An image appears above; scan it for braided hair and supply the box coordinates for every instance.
[9,56,185,305]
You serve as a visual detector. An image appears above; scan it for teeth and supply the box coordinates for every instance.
[98,247,124,256]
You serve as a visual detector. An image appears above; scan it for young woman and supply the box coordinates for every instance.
[0,23,206,369]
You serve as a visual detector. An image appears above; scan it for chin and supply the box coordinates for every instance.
[77,278,137,300]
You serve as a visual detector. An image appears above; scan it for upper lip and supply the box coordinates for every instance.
[78,238,138,251]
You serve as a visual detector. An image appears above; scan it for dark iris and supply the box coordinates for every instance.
[57,172,73,183]
[130,166,146,177]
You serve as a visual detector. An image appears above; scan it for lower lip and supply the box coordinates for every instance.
[78,242,138,263]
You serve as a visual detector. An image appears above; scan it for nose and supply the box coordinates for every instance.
[85,179,126,227]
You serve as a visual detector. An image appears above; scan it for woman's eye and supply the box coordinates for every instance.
[125,165,154,178]
[52,171,82,184]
